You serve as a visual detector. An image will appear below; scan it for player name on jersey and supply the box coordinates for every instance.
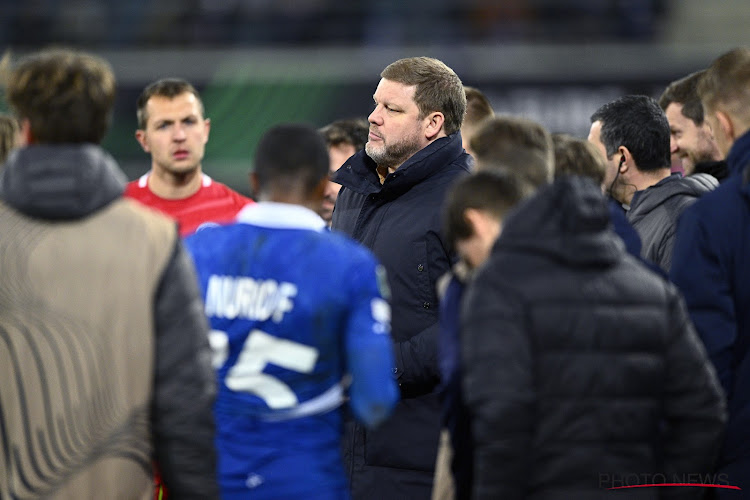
[205,275,298,322]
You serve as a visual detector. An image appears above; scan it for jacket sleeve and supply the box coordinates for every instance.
[656,223,677,273]
[660,286,726,498]
[670,206,736,396]
[461,274,532,500]
[345,259,400,429]
[392,240,458,397]
[151,240,219,499]
[393,322,441,397]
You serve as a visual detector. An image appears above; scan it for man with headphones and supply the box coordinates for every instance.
[588,95,718,272]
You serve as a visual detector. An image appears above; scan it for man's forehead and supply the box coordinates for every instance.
[147,93,202,116]
[665,103,695,127]
[374,78,417,102]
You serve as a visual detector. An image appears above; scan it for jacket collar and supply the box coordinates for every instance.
[0,143,126,220]
[236,201,327,231]
[332,132,468,198]
[727,129,750,177]
[628,172,718,220]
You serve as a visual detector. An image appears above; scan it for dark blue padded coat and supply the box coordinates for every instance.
[332,132,470,499]
[671,130,750,488]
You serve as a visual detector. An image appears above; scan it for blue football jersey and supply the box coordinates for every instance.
[185,202,398,500]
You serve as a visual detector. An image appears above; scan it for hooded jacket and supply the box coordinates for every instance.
[627,172,717,271]
[0,144,218,499]
[332,132,470,499]
[671,130,750,483]
[463,176,725,500]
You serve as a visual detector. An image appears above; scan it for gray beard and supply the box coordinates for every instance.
[366,136,422,171]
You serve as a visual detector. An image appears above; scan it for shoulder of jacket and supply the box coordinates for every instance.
[116,198,179,244]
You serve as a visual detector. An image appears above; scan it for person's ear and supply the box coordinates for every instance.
[424,112,445,140]
[203,117,211,143]
[716,110,735,142]
[311,176,328,202]
[616,146,632,173]
[249,172,261,199]
[464,207,493,239]
[135,129,149,152]
[20,118,34,145]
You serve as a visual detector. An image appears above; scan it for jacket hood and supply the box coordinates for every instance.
[0,143,126,219]
[628,173,718,222]
[497,175,623,267]
[332,132,470,197]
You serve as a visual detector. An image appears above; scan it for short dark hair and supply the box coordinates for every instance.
[469,114,554,187]
[443,170,531,249]
[5,49,115,144]
[590,95,670,172]
[552,133,607,187]
[319,118,369,151]
[463,86,494,129]
[658,70,706,125]
[254,123,329,195]
[381,57,466,136]
[137,78,204,129]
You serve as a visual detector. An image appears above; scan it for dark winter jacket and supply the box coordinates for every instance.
[462,176,726,500]
[0,145,219,499]
[694,160,730,182]
[332,132,471,499]
[627,172,717,272]
[671,130,750,481]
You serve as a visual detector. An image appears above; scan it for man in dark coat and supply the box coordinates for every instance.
[671,47,750,498]
[463,175,726,500]
[588,95,718,272]
[331,56,471,499]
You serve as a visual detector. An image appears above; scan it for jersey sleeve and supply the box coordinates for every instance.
[343,251,399,429]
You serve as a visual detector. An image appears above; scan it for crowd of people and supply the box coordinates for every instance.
[0,44,748,500]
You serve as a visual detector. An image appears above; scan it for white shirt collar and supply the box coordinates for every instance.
[138,172,212,188]
[236,201,327,231]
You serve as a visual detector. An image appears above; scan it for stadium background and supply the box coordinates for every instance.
[1,0,747,195]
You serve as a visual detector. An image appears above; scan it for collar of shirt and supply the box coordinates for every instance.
[236,201,327,231]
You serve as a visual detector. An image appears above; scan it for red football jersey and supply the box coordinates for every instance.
[125,173,253,237]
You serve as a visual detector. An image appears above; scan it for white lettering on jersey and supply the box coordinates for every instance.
[205,275,297,322]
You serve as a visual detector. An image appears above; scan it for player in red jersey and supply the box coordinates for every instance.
[126,78,252,237]
[128,78,249,498]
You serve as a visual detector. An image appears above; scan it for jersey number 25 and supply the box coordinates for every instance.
[209,329,319,409]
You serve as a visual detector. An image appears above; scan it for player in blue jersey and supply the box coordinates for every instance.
[185,123,399,500]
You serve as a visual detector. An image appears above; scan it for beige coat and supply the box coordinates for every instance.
[0,198,176,499]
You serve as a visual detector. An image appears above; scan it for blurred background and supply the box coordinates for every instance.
[1,0,747,194]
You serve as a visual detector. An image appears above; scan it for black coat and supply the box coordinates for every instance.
[462,176,726,500]
[332,132,470,499]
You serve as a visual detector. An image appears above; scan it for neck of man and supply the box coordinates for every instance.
[623,166,672,205]
[259,185,323,214]
[148,166,203,200]
[375,165,392,184]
